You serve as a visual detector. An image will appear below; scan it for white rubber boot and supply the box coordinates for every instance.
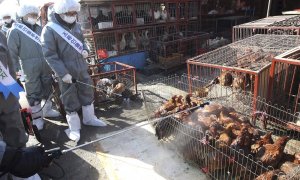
[42,99,60,118]
[65,112,81,142]
[31,102,44,131]
[82,104,107,127]
[12,173,41,180]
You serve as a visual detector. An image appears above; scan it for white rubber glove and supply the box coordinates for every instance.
[62,74,72,84]
[82,50,89,59]
[18,70,26,82]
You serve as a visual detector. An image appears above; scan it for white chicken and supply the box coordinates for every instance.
[112,33,126,51]
[161,9,168,21]
[140,30,149,49]
[129,32,137,49]
[154,10,161,20]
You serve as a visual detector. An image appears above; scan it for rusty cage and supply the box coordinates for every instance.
[233,15,300,42]
[149,31,209,69]
[187,34,300,111]
[142,74,300,179]
[269,46,300,114]
[87,61,137,104]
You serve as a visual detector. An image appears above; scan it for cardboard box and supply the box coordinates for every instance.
[98,22,113,29]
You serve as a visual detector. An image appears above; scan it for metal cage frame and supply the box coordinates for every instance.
[269,46,300,114]
[87,61,137,104]
[187,34,300,111]
[142,74,300,179]
[232,15,300,42]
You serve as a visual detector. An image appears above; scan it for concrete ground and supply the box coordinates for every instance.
[27,67,205,180]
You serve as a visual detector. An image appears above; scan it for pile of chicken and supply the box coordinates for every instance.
[95,78,133,102]
[154,102,300,179]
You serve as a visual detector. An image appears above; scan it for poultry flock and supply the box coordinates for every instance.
[95,78,133,102]
[154,94,300,179]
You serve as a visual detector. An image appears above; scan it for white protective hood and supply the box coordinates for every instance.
[53,0,80,14]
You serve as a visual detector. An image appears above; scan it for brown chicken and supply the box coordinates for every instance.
[230,125,252,151]
[255,136,289,168]
[219,71,233,86]
[232,74,245,90]
[218,111,235,125]
[294,152,300,164]
[155,95,178,117]
[111,82,126,95]
[255,169,283,180]
[280,161,299,176]
[251,132,274,154]
[193,87,209,98]
[216,123,237,149]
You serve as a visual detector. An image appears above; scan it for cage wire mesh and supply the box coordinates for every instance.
[149,31,209,69]
[187,34,300,111]
[270,46,300,114]
[141,74,300,180]
[233,15,300,42]
[135,2,153,25]
[88,62,137,104]
[115,4,134,26]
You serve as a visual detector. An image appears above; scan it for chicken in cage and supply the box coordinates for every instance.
[153,3,168,22]
[112,31,138,53]
[150,31,209,69]
[142,74,300,179]
[115,4,134,26]
[138,28,153,50]
[187,34,300,111]
[88,6,113,30]
[89,62,137,104]
[135,2,153,25]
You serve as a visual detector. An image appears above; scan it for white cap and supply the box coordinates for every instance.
[17,2,39,17]
[53,0,80,14]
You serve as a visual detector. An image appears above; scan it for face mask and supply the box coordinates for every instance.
[27,17,37,25]
[61,14,77,24]
[4,18,12,24]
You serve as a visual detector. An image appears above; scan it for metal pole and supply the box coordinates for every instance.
[266,0,272,17]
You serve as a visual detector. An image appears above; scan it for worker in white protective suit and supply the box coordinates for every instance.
[41,0,107,142]
[7,2,61,131]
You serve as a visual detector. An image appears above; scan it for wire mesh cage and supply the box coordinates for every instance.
[114,4,134,27]
[86,5,113,31]
[149,31,209,69]
[93,32,117,59]
[167,2,177,21]
[142,74,300,180]
[88,62,137,104]
[233,15,300,42]
[187,34,300,111]
[135,2,153,25]
[269,46,300,114]
[188,1,199,20]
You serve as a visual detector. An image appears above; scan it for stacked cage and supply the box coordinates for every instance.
[233,15,300,42]
[142,74,300,179]
[87,62,137,104]
[79,0,202,59]
[269,46,300,114]
[187,34,300,111]
[149,31,209,69]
